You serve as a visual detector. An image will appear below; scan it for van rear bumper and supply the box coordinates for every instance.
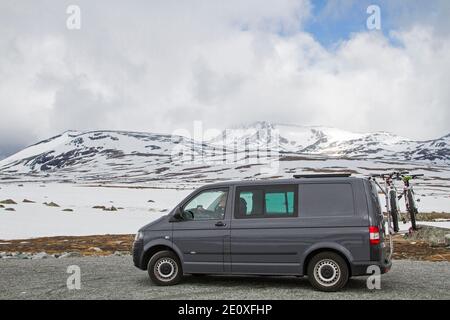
[351,259,392,276]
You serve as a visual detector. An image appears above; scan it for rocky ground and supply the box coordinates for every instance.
[0,234,133,259]
[391,225,450,261]
[392,236,450,262]
[415,212,450,222]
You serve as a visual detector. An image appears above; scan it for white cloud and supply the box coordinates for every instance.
[0,0,449,157]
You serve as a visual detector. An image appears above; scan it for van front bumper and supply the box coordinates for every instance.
[132,239,145,270]
[351,259,392,276]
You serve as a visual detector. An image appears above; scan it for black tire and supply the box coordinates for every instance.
[389,190,400,232]
[307,252,349,292]
[147,250,183,286]
[407,190,418,230]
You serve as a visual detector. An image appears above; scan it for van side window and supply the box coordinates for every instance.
[265,191,295,215]
[237,190,264,216]
[235,185,298,219]
[183,188,228,220]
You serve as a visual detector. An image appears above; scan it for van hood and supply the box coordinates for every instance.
[139,214,170,232]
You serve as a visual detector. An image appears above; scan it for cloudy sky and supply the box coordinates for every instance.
[1,0,449,158]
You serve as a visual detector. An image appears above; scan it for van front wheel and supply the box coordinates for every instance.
[148,250,183,286]
[307,252,349,292]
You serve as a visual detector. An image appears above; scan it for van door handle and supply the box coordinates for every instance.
[215,221,226,227]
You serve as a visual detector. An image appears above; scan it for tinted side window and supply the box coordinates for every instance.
[300,183,355,217]
[235,185,298,219]
[265,191,295,215]
[238,190,263,216]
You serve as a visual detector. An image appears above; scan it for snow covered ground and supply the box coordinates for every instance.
[0,182,448,240]
[0,183,191,239]
[395,221,450,233]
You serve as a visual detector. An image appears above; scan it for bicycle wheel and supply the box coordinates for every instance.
[407,190,418,230]
[389,190,400,232]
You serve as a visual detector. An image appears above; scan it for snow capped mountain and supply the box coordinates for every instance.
[208,121,449,161]
[0,130,220,178]
[0,122,448,184]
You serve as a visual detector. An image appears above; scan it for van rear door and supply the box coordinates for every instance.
[366,180,392,262]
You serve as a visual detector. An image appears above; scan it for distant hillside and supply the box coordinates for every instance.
[0,122,448,188]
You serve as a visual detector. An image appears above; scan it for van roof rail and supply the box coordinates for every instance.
[293,173,352,179]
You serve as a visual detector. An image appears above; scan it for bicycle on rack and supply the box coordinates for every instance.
[397,173,423,231]
[371,172,405,233]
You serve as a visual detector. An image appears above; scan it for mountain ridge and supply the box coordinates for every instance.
[0,122,448,184]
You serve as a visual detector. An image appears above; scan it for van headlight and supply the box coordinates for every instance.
[134,231,143,241]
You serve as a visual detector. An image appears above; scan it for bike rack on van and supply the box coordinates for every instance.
[370,177,394,260]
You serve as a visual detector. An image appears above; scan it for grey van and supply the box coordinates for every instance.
[133,174,392,291]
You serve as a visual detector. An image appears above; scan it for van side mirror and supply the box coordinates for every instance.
[169,206,183,222]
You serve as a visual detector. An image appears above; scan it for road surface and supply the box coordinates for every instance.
[1,256,449,299]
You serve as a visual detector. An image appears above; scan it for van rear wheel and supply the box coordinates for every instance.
[148,250,183,286]
[307,252,349,292]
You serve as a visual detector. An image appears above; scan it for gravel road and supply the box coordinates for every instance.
[1,256,449,299]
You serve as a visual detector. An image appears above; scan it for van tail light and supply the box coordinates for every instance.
[369,226,380,245]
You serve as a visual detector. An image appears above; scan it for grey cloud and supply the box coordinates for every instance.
[0,0,449,158]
